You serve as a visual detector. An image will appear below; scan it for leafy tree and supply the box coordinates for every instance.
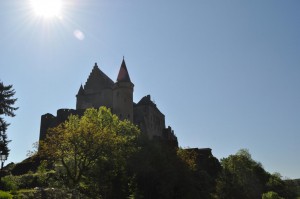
[39,107,140,193]
[177,148,198,171]
[284,179,300,199]
[215,149,269,199]
[177,147,221,198]
[267,173,286,196]
[215,149,297,199]
[266,173,298,199]
[0,81,18,158]
[262,191,284,199]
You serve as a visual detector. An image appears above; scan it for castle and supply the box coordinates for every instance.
[39,59,178,147]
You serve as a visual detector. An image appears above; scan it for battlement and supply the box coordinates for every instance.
[57,108,77,122]
[41,113,55,120]
[40,109,84,141]
[162,126,178,148]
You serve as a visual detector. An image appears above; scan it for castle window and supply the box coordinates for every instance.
[127,114,130,119]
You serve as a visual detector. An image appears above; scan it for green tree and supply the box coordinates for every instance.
[215,149,297,199]
[262,191,284,199]
[177,148,198,171]
[0,81,18,158]
[266,173,298,199]
[215,149,269,199]
[40,107,140,192]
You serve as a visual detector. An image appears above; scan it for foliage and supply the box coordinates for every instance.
[215,149,271,199]
[12,189,35,199]
[0,81,18,157]
[40,107,140,191]
[2,173,39,190]
[1,175,18,191]
[6,101,296,199]
[215,149,297,199]
[128,138,187,199]
[26,142,39,158]
[262,191,284,199]
[11,155,43,175]
[0,191,12,199]
[38,108,222,198]
[9,188,86,199]
[127,137,220,199]
[285,179,300,197]
[177,148,198,171]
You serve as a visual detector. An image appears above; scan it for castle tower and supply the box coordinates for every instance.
[76,84,85,109]
[76,63,114,110]
[113,58,134,122]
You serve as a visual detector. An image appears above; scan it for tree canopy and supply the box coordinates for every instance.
[215,149,297,199]
[39,107,140,191]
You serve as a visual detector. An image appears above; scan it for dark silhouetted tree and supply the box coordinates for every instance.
[0,81,18,157]
[215,149,269,199]
[215,149,297,199]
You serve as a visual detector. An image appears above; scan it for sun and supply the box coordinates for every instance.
[30,0,63,18]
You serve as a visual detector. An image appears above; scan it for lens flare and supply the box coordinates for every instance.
[30,0,62,18]
[73,30,85,40]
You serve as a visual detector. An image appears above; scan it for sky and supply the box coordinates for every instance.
[1,0,299,179]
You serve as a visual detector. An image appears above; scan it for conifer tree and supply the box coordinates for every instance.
[0,81,18,157]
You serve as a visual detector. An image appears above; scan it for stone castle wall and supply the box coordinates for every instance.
[40,60,178,147]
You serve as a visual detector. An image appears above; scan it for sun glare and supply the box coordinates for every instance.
[30,0,63,18]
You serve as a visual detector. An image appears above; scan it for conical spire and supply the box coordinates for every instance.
[77,84,84,95]
[117,57,131,82]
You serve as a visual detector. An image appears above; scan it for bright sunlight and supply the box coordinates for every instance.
[30,0,63,18]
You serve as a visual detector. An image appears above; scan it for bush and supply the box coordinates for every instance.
[0,191,12,199]
[17,173,38,189]
[262,191,284,199]
[12,190,35,199]
[1,175,18,191]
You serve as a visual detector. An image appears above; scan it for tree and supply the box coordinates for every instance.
[0,81,18,157]
[215,149,269,199]
[39,107,140,192]
[262,191,284,199]
[266,173,298,199]
[127,138,220,199]
[214,149,298,199]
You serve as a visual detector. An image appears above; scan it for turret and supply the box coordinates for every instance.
[76,84,85,109]
[39,113,57,141]
[113,58,134,121]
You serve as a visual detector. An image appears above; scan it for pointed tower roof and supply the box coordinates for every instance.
[77,84,84,95]
[117,58,131,82]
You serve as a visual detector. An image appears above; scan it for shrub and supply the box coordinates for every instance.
[17,173,38,189]
[1,175,19,191]
[262,191,284,199]
[0,191,12,199]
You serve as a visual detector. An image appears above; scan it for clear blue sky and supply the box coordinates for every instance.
[1,0,299,179]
